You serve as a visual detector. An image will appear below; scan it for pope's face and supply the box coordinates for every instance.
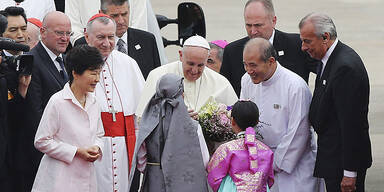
[85,20,116,58]
[243,46,275,84]
[179,46,209,81]
[104,2,129,38]
[244,1,276,40]
[300,21,328,60]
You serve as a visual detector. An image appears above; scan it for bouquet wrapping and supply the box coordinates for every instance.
[198,98,235,143]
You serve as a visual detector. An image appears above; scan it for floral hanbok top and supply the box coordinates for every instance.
[207,127,274,192]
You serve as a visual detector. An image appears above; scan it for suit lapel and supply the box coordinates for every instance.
[319,41,343,84]
[36,42,66,86]
[272,29,285,58]
[127,28,133,56]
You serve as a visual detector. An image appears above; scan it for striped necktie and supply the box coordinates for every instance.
[117,39,127,54]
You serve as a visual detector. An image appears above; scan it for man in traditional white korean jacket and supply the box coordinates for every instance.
[240,38,324,192]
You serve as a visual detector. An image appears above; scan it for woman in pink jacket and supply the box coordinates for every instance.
[32,45,105,192]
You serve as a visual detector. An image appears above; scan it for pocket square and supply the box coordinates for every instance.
[135,44,141,50]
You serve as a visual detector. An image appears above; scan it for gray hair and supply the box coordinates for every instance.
[208,42,224,62]
[100,0,129,13]
[299,12,337,40]
[244,38,277,62]
[86,16,116,34]
[245,0,275,17]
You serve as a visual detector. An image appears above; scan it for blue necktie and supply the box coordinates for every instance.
[315,61,323,85]
[56,56,69,82]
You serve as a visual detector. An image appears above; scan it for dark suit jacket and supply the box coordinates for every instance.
[12,42,67,174]
[309,41,372,178]
[220,29,316,96]
[0,74,9,175]
[75,27,161,79]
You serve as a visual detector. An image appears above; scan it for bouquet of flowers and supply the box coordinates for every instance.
[198,98,236,142]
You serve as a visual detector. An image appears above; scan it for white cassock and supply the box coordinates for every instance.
[94,50,145,192]
[0,0,55,21]
[136,61,238,117]
[65,0,167,64]
[240,63,324,192]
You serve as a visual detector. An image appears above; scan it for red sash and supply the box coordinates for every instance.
[101,112,136,171]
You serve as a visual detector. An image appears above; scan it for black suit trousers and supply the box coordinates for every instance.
[324,170,367,192]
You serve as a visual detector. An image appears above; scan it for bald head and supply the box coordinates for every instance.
[42,11,70,28]
[243,38,277,84]
[27,21,40,48]
[40,11,71,56]
[244,38,277,63]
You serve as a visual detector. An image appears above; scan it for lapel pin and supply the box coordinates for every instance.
[273,104,281,109]
[323,80,326,85]
[135,44,141,50]
[278,50,284,56]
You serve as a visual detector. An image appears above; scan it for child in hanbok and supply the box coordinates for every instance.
[207,100,274,192]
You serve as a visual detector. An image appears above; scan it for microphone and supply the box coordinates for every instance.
[0,37,30,52]
[0,14,8,34]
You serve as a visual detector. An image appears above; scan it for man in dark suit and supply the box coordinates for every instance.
[75,0,161,79]
[220,0,316,96]
[11,11,71,191]
[299,13,372,192]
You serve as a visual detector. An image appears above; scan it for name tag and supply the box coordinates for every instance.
[278,50,284,56]
[273,104,281,109]
[135,44,141,50]
[323,80,327,85]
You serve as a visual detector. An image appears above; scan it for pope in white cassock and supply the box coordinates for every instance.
[85,14,145,192]
[135,35,238,118]
[240,38,324,192]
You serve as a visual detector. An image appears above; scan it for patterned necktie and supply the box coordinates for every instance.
[117,39,127,54]
[56,56,69,82]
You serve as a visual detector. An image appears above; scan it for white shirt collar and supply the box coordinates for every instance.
[236,131,245,137]
[321,39,338,72]
[62,83,96,110]
[268,29,275,45]
[261,61,281,86]
[41,41,64,71]
[41,41,63,61]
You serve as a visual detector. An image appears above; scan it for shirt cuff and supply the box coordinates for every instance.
[344,170,357,177]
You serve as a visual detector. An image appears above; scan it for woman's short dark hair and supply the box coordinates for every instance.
[65,45,104,84]
[231,100,259,131]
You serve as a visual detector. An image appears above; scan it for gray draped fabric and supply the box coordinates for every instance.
[129,73,208,192]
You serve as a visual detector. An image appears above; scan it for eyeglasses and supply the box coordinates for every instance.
[45,28,73,37]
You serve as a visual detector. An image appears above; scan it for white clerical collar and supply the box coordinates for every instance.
[261,62,281,86]
[41,41,63,62]
[115,31,128,47]
[269,29,275,45]
[321,39,338,74]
